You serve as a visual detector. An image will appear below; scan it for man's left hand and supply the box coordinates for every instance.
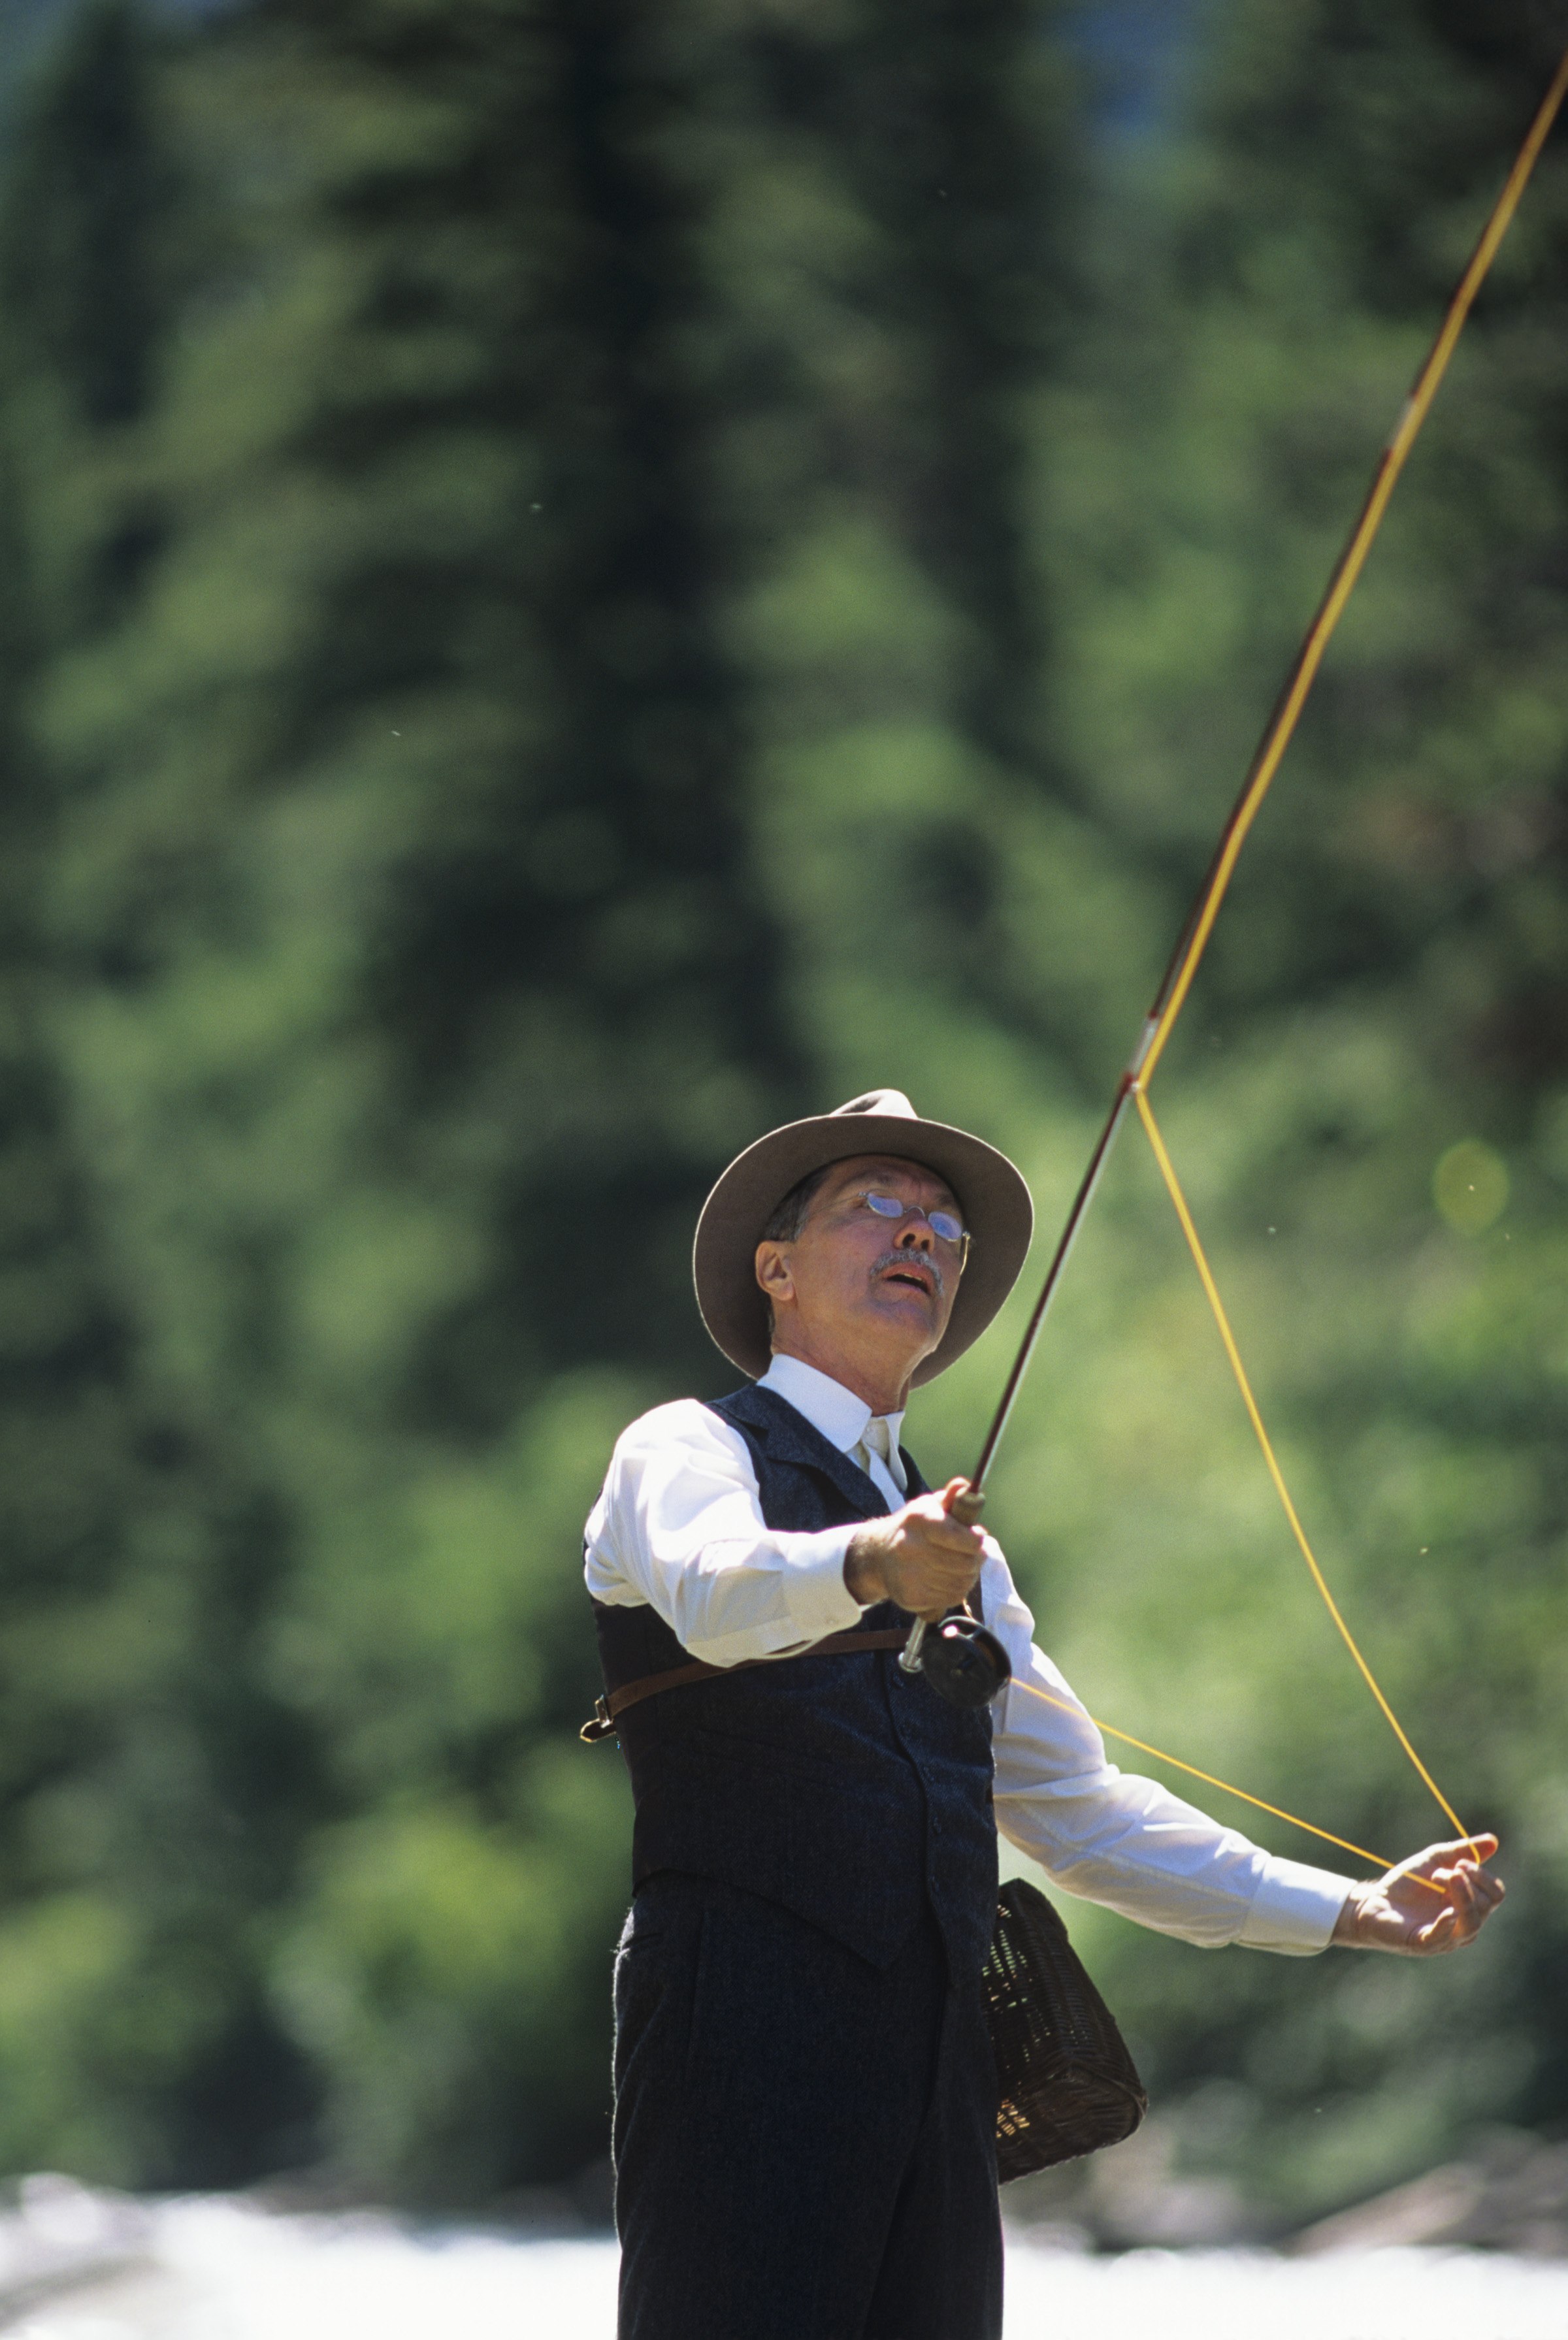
[1331,1832,1503,1955]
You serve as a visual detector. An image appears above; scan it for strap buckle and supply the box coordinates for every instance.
[580,1695,617,1744]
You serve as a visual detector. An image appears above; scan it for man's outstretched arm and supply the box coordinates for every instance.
[985,1547,1505,1958]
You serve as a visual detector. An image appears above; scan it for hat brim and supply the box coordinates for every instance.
[693,1110,1034,1386]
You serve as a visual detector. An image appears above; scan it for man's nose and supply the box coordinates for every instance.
[897,1218,936,1252]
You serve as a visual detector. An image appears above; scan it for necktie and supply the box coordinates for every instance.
[855,1414,906,1505]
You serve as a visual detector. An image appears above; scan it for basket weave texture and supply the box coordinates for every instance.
[984,1877,1148,2181]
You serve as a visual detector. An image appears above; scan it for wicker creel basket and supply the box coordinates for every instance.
[984,1877,1148,2181]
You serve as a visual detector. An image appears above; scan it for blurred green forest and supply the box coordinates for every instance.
[0,0,1561,2228]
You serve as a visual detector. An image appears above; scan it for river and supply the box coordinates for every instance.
[7,2194,1568,2340]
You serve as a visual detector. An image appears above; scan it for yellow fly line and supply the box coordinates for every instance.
[1131,1085,1474,1866]
[1008,1672,1412,1879]
[988,49,1568,1877]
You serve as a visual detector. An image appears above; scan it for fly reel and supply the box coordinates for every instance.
[914,1612,1011,1710]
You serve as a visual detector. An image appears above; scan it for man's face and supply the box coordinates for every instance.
[755,1154,968,1383]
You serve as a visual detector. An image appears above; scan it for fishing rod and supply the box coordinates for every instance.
[902,44,1568,1712]
[895,1016,1159,1706]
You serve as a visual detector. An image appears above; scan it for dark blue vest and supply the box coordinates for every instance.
[592,1384,998,1975]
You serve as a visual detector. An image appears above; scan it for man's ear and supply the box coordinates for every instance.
[755,1241,794,1309]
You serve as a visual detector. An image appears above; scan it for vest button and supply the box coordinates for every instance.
[930,1817,943,1836]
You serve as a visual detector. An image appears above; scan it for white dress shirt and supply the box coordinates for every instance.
[584,1356,1352,1955]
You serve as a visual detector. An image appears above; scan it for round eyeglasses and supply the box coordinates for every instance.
[852,1190,970,1256]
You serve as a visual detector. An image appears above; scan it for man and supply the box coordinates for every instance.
[585,1089,1502,2340]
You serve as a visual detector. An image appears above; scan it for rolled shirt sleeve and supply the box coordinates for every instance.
[985,1546,1351,1955]
[584,1400,866,1666]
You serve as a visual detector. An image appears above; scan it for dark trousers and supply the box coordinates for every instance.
[612,1874,1003,2340]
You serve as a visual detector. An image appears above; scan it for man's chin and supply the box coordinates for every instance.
[862,1294,946,1353]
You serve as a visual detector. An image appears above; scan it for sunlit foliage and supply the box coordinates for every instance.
[0,0,1561,2225]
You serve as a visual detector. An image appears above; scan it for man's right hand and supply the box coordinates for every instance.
[844,1479,985,1619]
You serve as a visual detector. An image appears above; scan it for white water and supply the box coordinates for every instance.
[10,2197,1568,2340]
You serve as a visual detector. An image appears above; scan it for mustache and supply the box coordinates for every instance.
[870,1247,945,1299]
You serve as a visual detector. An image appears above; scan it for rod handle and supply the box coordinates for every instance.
[897,1484,985,1674]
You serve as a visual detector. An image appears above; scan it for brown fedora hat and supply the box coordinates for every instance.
[693,1089,1033,1386]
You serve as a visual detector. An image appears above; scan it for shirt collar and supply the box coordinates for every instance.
[757,1354,906,1458]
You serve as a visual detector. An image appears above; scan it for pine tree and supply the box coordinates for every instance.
[0,0,325,2187]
